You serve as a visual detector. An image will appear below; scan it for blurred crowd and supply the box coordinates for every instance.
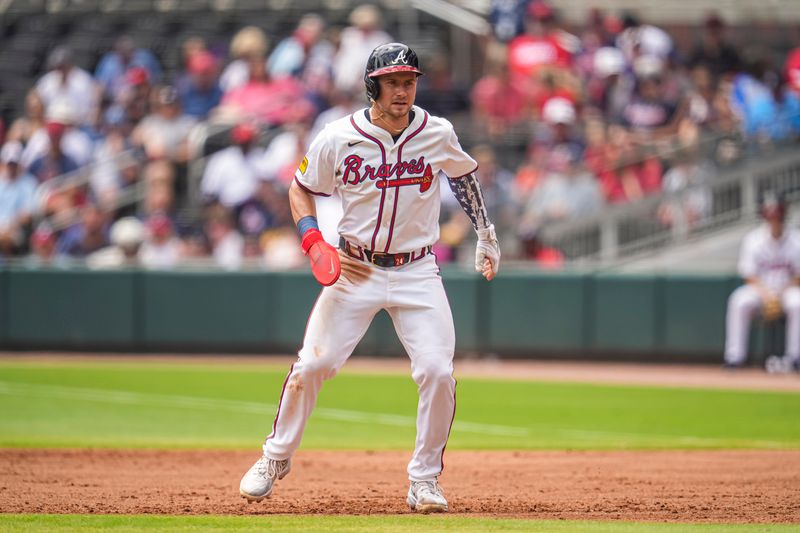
[0,1,799,270]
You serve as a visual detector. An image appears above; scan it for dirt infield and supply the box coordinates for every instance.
[2,449,799,522]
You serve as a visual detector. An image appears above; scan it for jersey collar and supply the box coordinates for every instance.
[352,105,425,146]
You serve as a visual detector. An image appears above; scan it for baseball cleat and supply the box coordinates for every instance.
[765,355,800,374]
[239,455,291,503]
[407,480,448,513]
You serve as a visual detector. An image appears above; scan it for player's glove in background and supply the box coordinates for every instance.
[762,295,783,322]
[476,224,500,277]
[301,228,341,286]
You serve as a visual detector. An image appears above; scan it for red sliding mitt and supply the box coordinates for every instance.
[301,229,341,286]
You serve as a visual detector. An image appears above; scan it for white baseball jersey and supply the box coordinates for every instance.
[294,105,477,253]
[738,225,800,292]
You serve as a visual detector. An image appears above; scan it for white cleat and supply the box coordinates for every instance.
[239,455,291,503]
[407,480,448,513]
[766,355,799,374]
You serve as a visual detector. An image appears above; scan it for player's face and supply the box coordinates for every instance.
[376,72,418,118]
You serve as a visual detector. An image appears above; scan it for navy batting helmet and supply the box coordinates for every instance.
[364,43,423,102]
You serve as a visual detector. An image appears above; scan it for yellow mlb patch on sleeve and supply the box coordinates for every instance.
[299,156,309,175]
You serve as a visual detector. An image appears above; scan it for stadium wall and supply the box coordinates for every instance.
[1,267,762,361]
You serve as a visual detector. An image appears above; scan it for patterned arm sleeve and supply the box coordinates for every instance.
[447,173,491,231]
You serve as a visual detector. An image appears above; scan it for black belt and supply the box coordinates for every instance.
[339,237,431,268]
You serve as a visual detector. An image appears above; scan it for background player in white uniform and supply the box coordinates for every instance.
[239,43,501,513]
[724,192,800,370]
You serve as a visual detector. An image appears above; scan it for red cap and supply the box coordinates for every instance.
[231,123,257,144]
[147,214,173,237]
[125,66,150,86]
[785,48,800,94]
[527,1,554,20]
[32,226,55,246]
[46,121,67,138]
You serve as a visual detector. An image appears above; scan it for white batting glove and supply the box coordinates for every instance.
[475,224,500,280]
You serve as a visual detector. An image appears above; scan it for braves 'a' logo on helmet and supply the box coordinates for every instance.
[390,50,408,65]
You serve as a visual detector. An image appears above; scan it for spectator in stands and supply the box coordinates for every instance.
[269,13,326,78]
[471,144,519,242]
[657,140,714,231]
[730,50,782,142]
[774,51,800,138]
[56,202,109,257]
[518,144,603,232]
[531,96,585,166]
[35,46,96,126]
[786,46,800,99]
[333,4,392,94]
[200,123,264,210]
[7,90,46,147]
[309,90,362,141]
[618,57,686,143]
[506,1,579,82]
[177,50,223,120]
[219,54,313,126]
[139,213,182,269]
[90,107,141,210]
[205,206,244,270]
[471,55,529,138]
[415,52,470,117]
[261,227,305,269]
[94,35,163,101]
[585,46,631,119]
[615,13,673,64]
[22,99,94,169]
[259,120,310,186]
[86,216,145,269]
[489,0,528,43]
[132,86,196,162]
[688,14,741,80]
[25,223,60,267]
[27,120,80,183]
[111,66,153,126]
[518,228,565,268]
[596,124,663,203]
[220,26,269,93]
[0,142,37,255]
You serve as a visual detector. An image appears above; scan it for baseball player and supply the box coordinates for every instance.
[724,192,800,370]
[239,42,501,513]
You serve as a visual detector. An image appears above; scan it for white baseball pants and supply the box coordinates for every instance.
[263,254,456,481]
[724,285,800,364]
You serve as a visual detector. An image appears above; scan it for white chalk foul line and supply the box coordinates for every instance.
[0,381,528,437]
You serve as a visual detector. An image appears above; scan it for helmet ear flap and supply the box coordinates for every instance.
[364,74,379,102]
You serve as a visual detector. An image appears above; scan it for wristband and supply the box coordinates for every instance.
[297,215,319,237]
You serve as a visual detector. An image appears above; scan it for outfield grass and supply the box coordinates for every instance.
[0,515,797,532]
[0,359,798,450]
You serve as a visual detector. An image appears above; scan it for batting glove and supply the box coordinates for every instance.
[301,229,341,286]
[475,224,500,278]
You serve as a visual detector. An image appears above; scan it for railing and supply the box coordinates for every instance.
[539,144,800,265]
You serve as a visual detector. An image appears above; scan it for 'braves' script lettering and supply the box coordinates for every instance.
[342,155,428,186]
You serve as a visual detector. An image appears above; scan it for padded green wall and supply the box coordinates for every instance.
[0,267,749,358]
[591,275,660,352]
[6,268,136,346]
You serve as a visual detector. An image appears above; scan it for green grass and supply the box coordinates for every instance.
[0,515,796,532]
[0,359,799,450]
